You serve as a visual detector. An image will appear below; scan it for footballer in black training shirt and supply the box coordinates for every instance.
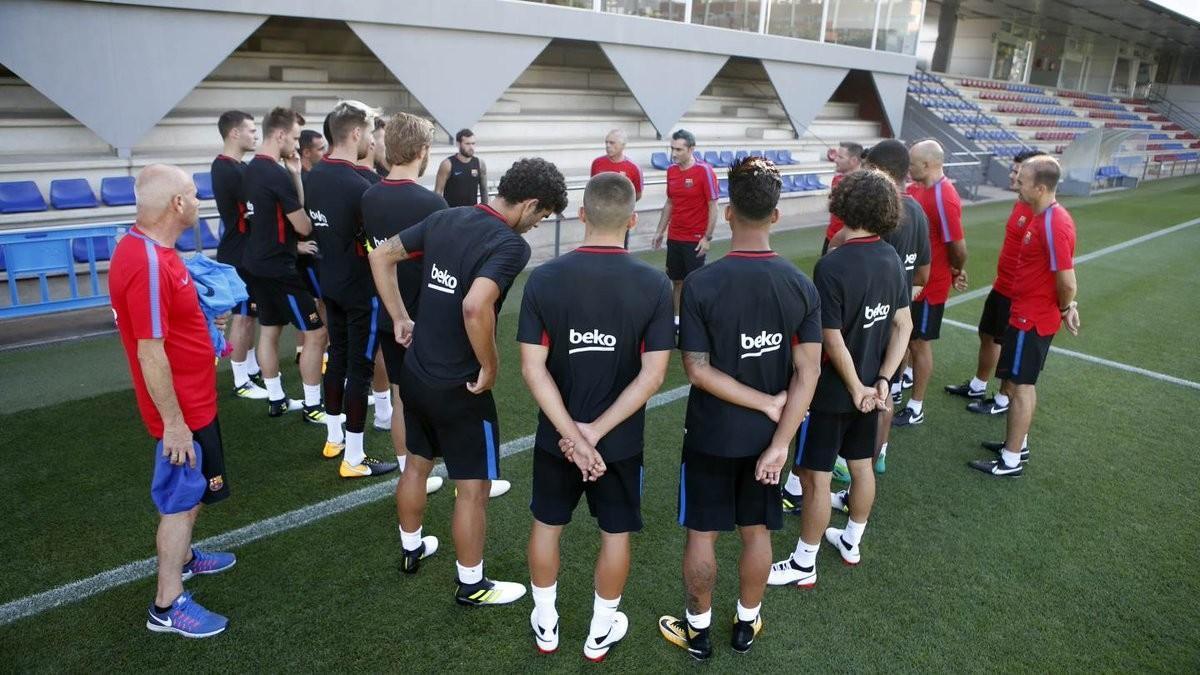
[211,109,266,400]
[770,169,912,589]
[659,157,822,661]
[518,173,674,660]
[304,100,397,480]
[240,107,329,423]
[361,111,449,496]
[369,157,568,608]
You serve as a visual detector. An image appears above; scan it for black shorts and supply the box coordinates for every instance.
[324,296,375,384]
[996,325,1054,385]
[150,416,229,513]
[531,449,643,534]
[399,366,501,480]
[246,273,324,331]
[795,410,879,472]
[912,298,945,340]
[376,324,407,386]
[233,267,257,317]
[977,290,1012,341]
[666,239,706,281]
[298,256,322,300]
[677,450,782,532]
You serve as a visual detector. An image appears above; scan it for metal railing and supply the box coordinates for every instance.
[0,222,128,319]
[1146,85,1200,136]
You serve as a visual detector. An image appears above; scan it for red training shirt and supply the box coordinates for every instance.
[993,200,1033,298]
[110,226,218,438]
[1009,203,1076,337]
[907,176,964,305]
[590,156,644,195]
[825,172,846,241]
[666,161,719,242]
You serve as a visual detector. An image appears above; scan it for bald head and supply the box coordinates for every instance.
[135,164,198,230]
[910,140,944,165]
[605,129,627,160]
[909,139,945,184]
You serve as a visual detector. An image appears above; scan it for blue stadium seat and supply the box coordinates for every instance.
[783,175,802,192]
[49,179,98,210]
[176,219,219,252]
[71,236,116,263]
[807,174,828,190]
[719,150,735,167]
[734,150,750,163]
[703,150,723,167]
[749,150,764,158]
[764,150,781,164]
[193,172,214,200]
[718,179,729,198]
[776,149,797,165]
[650,152,671,170]
[0,181,48,213]
[693,151,703,164]
[100,176,136,206]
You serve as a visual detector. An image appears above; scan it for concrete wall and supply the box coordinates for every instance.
[1085,42,1119,95]
[946,18,1000,78]
[1158,84,1200,118]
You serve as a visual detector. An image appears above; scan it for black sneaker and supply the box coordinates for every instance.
[781,487,802,515]
[301,403,326,424]
[967,398,1009,415]
[248,371,266,389]
[658,616,712,661]
[730,614,763,654]
[968,458,1023,477]
[267,397,302,417]
[455,577,526,606]
[945,381,986,399]
[399,535,438,574]
[901,372,913,390]
[891,389,903,406]
[981,442,1030,462]
[891,407,924,427]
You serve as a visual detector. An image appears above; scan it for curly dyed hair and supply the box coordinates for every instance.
[728,156,782,221]
[828,169,900,236]
[497,158,569,215]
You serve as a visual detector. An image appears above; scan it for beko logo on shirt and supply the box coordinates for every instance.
[427,263,458,294]
[863,303,891,328]
[308,209,328,227]
[903,252,917,270]
[245,202,256,218]
[740,331,783,359]
[568,329,616,355]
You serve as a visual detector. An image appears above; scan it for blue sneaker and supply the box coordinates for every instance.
[181,548,236,581]
[146,591,228,638]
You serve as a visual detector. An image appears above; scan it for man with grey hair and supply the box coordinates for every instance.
[519,171,673,660]
[591,129,643,249]
[110,164,237,638]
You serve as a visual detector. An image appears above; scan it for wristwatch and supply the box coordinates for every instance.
[1059,300,1078,314]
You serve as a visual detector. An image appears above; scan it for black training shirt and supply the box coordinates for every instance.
[811,236,909,413]
[242,154,304,279]
[355,166,382,185]
[212,155,247,268]
[882,196,931,291]
[304,158,373,307]
[517,247,675,462]
[399,204,531,387]
[678,252,822,459]
[362,179,449,321]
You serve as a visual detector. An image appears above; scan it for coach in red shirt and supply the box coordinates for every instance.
[893,140,968,428]
[110,164,236,637]
[591,129,643,249]
[652,128,719,318]
[971,156,1078,477]
[822,141,863,254]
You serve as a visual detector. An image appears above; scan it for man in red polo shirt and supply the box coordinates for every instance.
[971,156,1078,477]
[591,129,643,250]
[110,164,237,638]
[652,128,719,319]
[822,141,863,254]
[945,150,1047,417]
[893,140,967,428]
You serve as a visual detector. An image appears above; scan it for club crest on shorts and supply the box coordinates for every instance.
[208,475,224,492]
[308,312,320,323]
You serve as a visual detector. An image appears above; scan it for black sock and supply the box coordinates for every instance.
[154,603,172,613]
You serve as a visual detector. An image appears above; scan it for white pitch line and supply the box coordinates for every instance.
[6,214,1200,628]
[0,385,689,627]
[941,318,1200,391]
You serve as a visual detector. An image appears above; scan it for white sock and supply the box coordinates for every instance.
[994,392,1010,407]
[674,316,680,326]
[890,382,902,396]
[302,383,321,407]
[969,376,987,392]
[265,375,285,401]
[246,348,260,374]
[907,399,924,414]
[736,600,760,623]
[684,608,711,630]
[457,560,484,585]
[231,360,249,387]
[1000,448,1022,468]
[843,518,867,546]
[792,539,820,568]
[396,454,408,472]
[903,366,913,379]
[589,593,621,637]
[879,442,888,458]
[373,389,392,420]
[325,413,345,444]
[784,472,802,494]
[531,582,558,627]
[399,526,422,551]
[344,431,365,466]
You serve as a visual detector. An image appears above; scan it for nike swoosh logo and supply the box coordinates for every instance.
[156,615,173,627]
[590,628,611,646]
